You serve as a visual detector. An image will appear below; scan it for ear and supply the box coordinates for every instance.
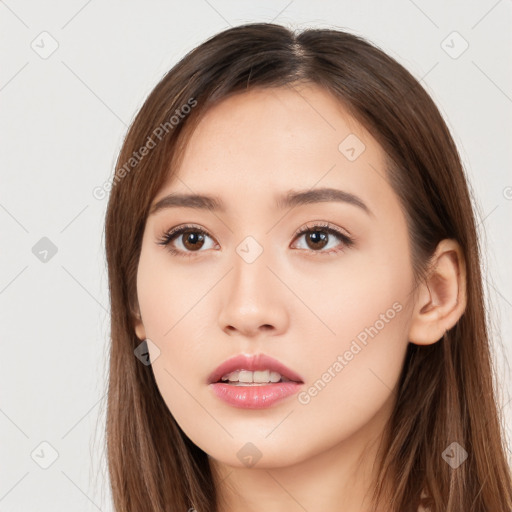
[408,239,467,345]
[132,305,147,341]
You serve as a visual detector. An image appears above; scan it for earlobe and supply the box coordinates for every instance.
[134,320,146,341]
[132,309,147,341]
[408,239,467,346]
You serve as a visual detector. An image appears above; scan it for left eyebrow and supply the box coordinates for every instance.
[149,187,373,217]
[276,187,374,217]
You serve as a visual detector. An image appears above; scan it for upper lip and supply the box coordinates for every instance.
[207,353,304,384]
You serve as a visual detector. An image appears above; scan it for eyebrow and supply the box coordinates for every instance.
[149,187,373,217]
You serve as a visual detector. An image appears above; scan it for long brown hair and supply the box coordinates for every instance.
[103,22,512,511]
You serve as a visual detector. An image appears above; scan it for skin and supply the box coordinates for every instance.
[133,83,467,512]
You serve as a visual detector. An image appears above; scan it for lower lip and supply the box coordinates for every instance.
[209,382,303,409]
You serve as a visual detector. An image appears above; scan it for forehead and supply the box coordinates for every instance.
[183,84,369,167]
[155,84,394,217]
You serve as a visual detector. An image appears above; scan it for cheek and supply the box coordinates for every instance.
[299,307,409,409]
[135,245,217,423]
[291,250,412,425]
[292,248,412,356]
[288,301,409,463]
[136,243,210,340]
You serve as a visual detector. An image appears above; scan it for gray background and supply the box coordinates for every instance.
[1,1,511,510]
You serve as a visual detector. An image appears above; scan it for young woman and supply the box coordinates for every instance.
[103,22,512,512]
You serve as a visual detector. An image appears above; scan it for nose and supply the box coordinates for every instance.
[217,246,290,339]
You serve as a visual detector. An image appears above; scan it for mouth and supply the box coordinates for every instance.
[208,354,304,409]
[216,369,301,386]
[207,353,304,386]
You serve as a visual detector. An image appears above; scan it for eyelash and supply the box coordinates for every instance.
[156,222,355,258]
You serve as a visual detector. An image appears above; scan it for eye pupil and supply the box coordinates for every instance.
[307,230,328,250]
[183,230,205,250]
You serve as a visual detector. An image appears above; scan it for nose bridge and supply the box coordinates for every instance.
[217,233,289,335]
[230,233,274,304]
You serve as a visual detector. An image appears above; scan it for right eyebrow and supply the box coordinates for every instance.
[149,193,225,215]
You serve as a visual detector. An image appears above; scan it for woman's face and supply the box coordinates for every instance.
[134,84,417,469]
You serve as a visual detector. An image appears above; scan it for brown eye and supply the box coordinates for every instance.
[303,230,329,250]
[180,230,206,251]
[157,224,216,257]
[292,223,354,255]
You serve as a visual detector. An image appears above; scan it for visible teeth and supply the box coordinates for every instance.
[238,370,253,383]
[220,369,287,383]
[253,370,270,383]
[228,371,240,382]
[271,371,284,382]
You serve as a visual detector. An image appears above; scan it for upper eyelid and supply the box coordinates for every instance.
[292,221,351,239]
[159,222,353,247]
[161,222,348,238]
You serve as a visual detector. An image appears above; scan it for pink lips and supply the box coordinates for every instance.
[207,353,304,409]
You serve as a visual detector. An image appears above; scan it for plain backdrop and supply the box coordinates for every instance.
[1,1,511,510]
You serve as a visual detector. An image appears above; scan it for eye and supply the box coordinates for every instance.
[157,224,217,257]
[157,221,355,258]
[291,222,354,255]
